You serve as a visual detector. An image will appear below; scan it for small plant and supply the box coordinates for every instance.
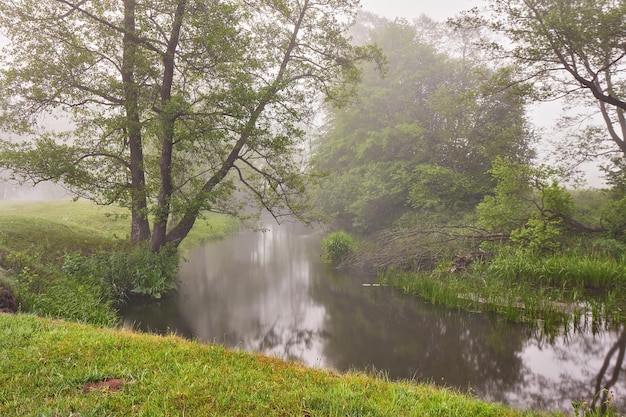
[573,388,620,417]
[322,231,357,265]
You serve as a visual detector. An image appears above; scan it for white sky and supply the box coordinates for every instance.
[359,0,481,21]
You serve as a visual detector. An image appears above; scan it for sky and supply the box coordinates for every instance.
[359,0,481,22]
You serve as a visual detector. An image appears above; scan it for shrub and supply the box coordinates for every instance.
[62,243,179,303]
[589,238,626,259]
[322,231,357,265]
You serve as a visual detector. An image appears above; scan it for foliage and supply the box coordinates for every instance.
[567,189,609,229]
[485,249,626,290]
[586,237,626,259]
[573,389,621,417]
[383,245,626,330]
[18,276,118,327]
[0,0,380,251]
[62,244,179,301]
[321,231,357,265]
[0,314,559,417]
[598,197,626,239]
[603,157,626,198]
[476,158,535,232]
[457,0,626,176]
[312,18,534,232]
[509,218,562,253]
[477,157,575,252]
[407,164,475,211]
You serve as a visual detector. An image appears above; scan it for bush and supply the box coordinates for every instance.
[62,243,179,303]
[590,238,626,259]
[322,231,357,265]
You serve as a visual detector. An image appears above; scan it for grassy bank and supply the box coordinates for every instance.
[0,200,239,250]
[0,200,239,324]
[0,313,562,417]
[381,249,626,332]
[321,229,626,330]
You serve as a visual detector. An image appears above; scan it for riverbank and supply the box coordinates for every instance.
[0,200,239,323]
[0,201,612,416]
[380,249,626,334]
[0,313,564,416]
[322,230,626,331]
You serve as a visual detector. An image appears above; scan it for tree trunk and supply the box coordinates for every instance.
[123,0,151,242]
[162,3,308,249]
[164,208,200,248]
[150,0,187,252]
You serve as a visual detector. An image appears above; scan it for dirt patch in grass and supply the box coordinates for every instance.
[83,378,131,393]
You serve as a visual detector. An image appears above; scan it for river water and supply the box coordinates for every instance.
[121,222,626,414]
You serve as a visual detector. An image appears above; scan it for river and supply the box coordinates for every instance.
[121,222,626,414]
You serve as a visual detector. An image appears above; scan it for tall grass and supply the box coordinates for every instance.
[382,247,626,331]
[486,250,626,289]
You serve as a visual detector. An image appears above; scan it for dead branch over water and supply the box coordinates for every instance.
[344,226,508,273]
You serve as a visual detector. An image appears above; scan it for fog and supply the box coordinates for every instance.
[360,0,483,21]
[0,0,608,201]
[360,0,606,188]
[0,171,69,200]
[0,111,73,201]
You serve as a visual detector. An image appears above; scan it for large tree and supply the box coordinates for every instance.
[0,0,376,251]
[312,19,534,232]
[459,0,626,166]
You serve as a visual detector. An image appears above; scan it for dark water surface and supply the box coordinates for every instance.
[121,223,626,414]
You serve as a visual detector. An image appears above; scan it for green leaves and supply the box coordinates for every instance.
[407,164,475,211]
[477,157,576,252]
[461,0,626,172]
[0,0,379,249]
[312,19,533,232]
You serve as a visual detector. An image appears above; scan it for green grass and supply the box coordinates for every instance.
[383,248,626,332]
[0,313,563,417]
[0,199,240,251]
[485,250,626,289]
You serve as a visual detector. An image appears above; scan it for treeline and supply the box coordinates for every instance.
[311,14,626,332]
[311,15,626,258]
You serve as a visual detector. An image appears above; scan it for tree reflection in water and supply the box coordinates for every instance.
[121,223,626,414]
[593,326,626,413]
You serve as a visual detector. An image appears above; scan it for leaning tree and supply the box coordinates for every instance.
[458,0,626,167]
[0,0,378,251]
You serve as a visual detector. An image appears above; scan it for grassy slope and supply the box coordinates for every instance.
[0,200,242,324]
[0,199,239,287]
[0,313,560,417]
[0,199,239,252]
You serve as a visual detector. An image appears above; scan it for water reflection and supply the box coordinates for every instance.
[121,223,626,414]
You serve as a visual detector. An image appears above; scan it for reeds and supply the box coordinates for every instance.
[382,249,626,333]
[487,250,626,289]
